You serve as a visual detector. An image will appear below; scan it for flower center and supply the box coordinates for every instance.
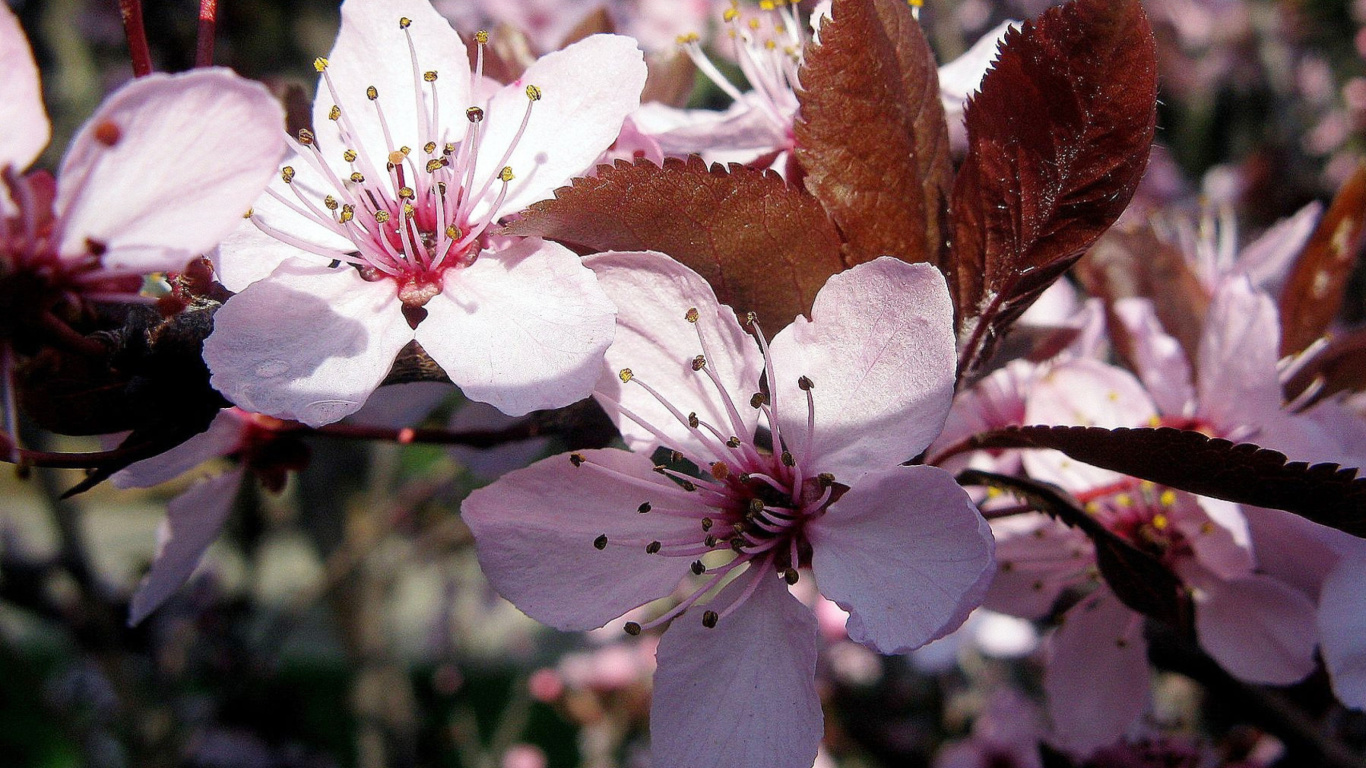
[676,0,804,139]
[573,308,837,632]
[249,22,540,311]
[1078,480,1193,565]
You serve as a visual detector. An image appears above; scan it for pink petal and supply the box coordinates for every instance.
[651,572,822,768]
[1195,277,1283,437]
[769,258,957,481]
[112,409,247,489]
[983,514,1092,620]
[1318,545,1366,708]
[1174,496,1252,580]
[1044,589,1148,755]
[128,467,244,625]
[584,250,762,459]
[416,238,615,416]
[808,465,994,652]
[473,34,647,220]
[0,3,48,172]
[1242,504,1340,597]
[204,261,415,426]
[1194,573,1317,685]
[1023,359,1155,493]
[1111,298,1195,418]
[312,0,470,184]
[56,69,284,273]
[462,448,701,630]
[1236,201,1321,296]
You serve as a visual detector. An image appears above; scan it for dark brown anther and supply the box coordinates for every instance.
[624,622,642,636]
[700,518,714,531]
[646,541,662,554]
[727,437,742,448]
[593,534,608,550]
[797,375,814,390]
[93,120,121,146]
[748,498,764,516]
[750,393,765,409]
[781,451,795,467]
[691,560,706,575]
[680,480,697,492]
[638,502,652,513]
[702,610,719,628]
[704,534,719,548]
[85,238,108,256]
[818,472,835,487]
[691,355,706,371]
[783,568,799,585]
[688,412,700,428]
[570,453,585,467]
[670,450,683,463]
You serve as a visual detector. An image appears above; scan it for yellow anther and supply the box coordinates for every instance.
[685,307,700,323]
[445,225,460,239]
[323,196,339,211]
[499,166,515,182]
[313,57,329,72]
[329,105,342,121]
[339,204,355,223]
[759,0,775,10]
[619,368,634,383]
[907,0,923,6]
[443,142,456,154]
[1115,493,1132,508]
[1152,514,1169,531]
[350,172,365,183]
[375,210,391,223]
[424,70,437,82]
[403,202,415,216]
[426,159,444,172]
[343,149,357,162]
[692,355,707,371]
[748,18,760,30]
[1148,415,1161,427]
[986,486,1002,498]
[399,16,411,28]
[399,146,410,155]
[474,30,489,44]
[398,186,415,199]
[297,128,315,145]
[243,207,253,218]
[281,166,295,183]
[366,85,379,100]
[676,32,700,44]
[1159,489,1176,507]
[466,106,485,122]
[525,84,543,101]
[388,151,406,165]
[424,141,437,154]
[1200,522,1214,534]
[723,7,739,21]
[765,39,776,50]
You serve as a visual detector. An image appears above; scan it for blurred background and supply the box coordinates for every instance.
[5,0,1366,766]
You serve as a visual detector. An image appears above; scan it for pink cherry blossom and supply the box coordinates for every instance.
[994,357,1321,753]
[205,0,647,426]
[0,4,283,443]
[463,253,994,768]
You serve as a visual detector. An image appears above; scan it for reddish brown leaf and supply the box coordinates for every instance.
[504,157,846,325]
[959,469,1188,628]
[794,0,952,269]
[1279,162,1366,356]
[959,426,1366,538]
[950,0,1157,378]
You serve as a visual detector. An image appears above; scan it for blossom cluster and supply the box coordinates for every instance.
[3,0,1366,766]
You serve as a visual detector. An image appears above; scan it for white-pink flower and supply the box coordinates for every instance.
[205,0,647,426]
[463,253,994,768]
[0,3,283,436]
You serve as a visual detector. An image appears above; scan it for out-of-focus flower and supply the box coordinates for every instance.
[206,0,646,426]
[0,4,283,442]
[935,688,1045,768]
[464,253,994,768]
[435,0,714,53]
